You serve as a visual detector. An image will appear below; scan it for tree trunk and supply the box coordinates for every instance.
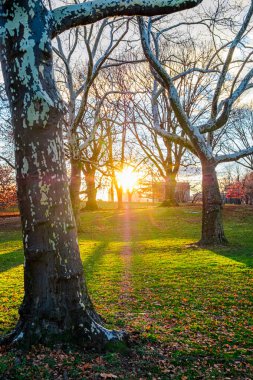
[110,182,114,202]
[127,190,133,203]
[0,1,124,349]
[116,187,124,209]
[198,159,228,246]
[69,158,81,228]
[160,173,178,207]
[84,170,98,211]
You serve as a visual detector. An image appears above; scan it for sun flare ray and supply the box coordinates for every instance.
[116,167,138,192]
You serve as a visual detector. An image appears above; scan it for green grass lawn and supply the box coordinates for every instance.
[0,205,253,379]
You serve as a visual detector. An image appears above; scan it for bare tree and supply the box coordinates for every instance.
[104,101,131,209]
[0,0,203,349]
[129,54,201,206]
[52,14,131,223]
[79,90,109,211]
[138,2,253,245]
[100,66,144,209]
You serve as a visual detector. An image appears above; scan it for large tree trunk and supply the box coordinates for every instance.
[127,190,133,203]
[84,169,98,211]
[116,186,124,209]
[0,1,124,349]
[69,158,81,228]
[199,159,228,246]
[110,182,114,202]
[160,173,178,207]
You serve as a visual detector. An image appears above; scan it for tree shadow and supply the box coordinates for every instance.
[210,245,253,268]
[81,241,109,277]
[131,233,253,271]
[0,249,23,273]
[0,242,108,276]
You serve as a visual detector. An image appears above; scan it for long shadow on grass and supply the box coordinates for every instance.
[0,242,109,276]
[82,241,108,277]
[79,211,126,242]
[0,234,22,245]
[210,246,253,268]
[137,235,253,269]
[0,249,23,273]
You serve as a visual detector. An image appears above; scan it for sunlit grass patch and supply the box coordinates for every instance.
[0,230,23,333]
[83,241,125,324]
[129,237,253,358]
[0,265,23,333]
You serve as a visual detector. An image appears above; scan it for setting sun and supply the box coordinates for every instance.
[116,167,138,192]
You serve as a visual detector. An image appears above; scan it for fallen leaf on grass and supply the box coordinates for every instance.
[82,363,93,369]
[95,356,105,364]
[100,373,118,379]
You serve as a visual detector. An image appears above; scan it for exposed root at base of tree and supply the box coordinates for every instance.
[195,237,229,247]
[0,319,128,352]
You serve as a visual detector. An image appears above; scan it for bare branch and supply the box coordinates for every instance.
[51,0,203,37]
[0,155,15,169]
[138,16,212,160]
[211,1,253,119]
[216,146,253,164]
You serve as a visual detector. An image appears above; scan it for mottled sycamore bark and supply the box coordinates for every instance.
[199,159,228,246]
[0,1,124,348]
